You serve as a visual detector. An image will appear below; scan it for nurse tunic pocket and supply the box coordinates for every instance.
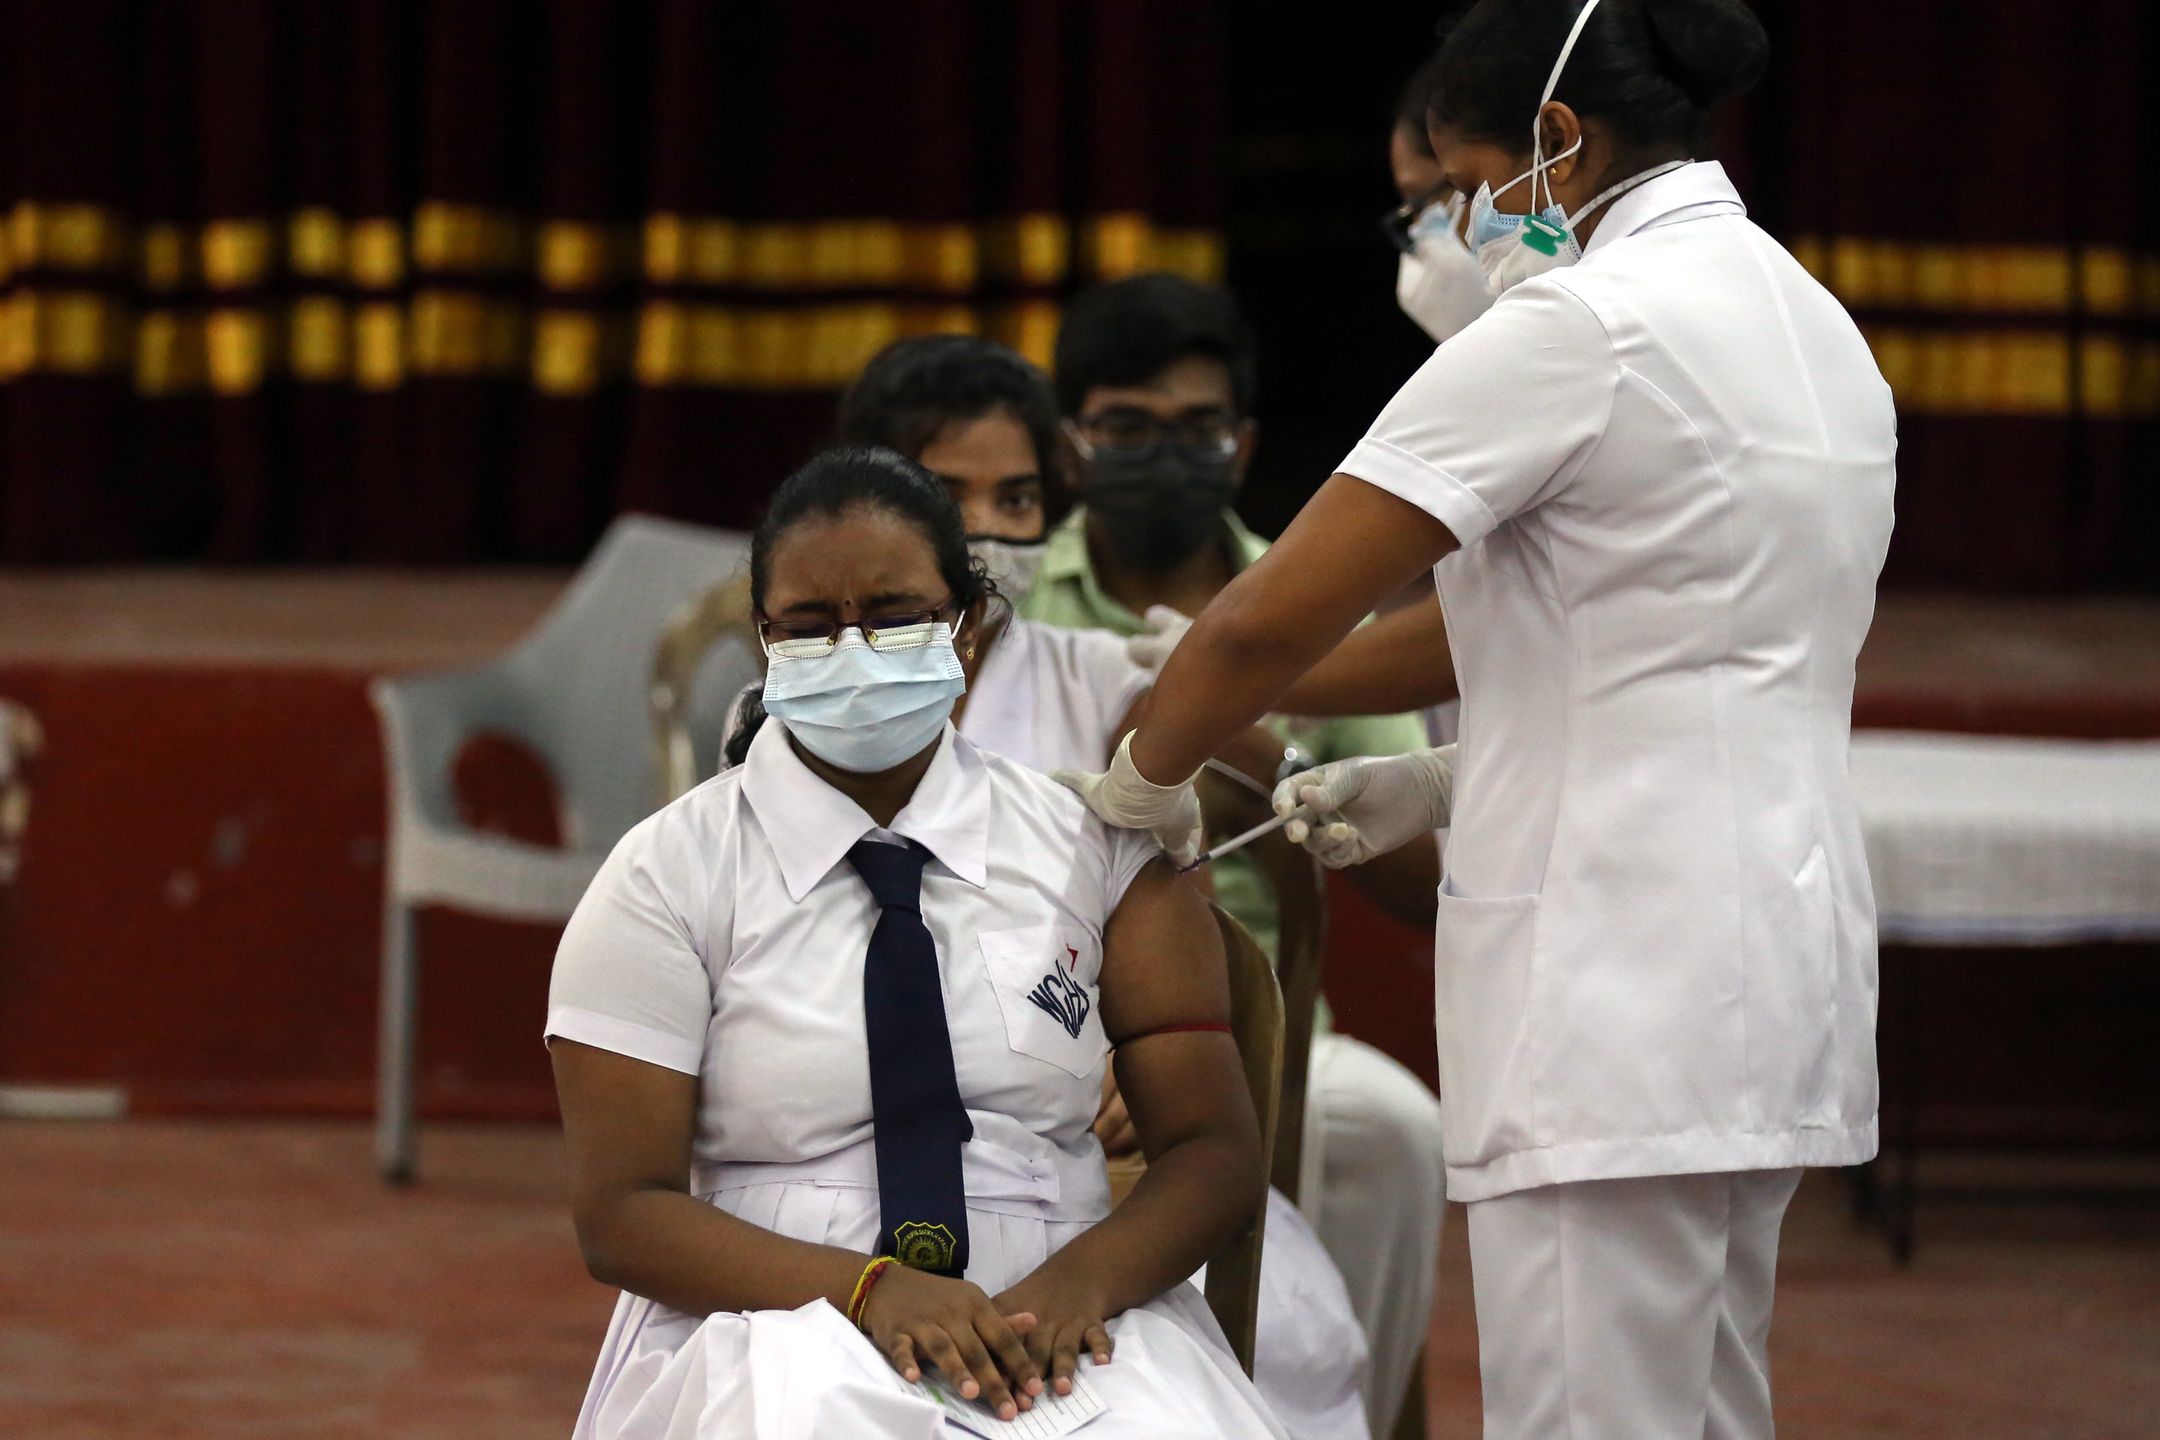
[979,927,1107,1079]
[1431,882,1543,1168]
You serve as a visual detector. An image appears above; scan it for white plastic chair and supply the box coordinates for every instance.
[369,514,755,1182]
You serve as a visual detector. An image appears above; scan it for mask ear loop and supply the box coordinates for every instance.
[1530,0,1606,220]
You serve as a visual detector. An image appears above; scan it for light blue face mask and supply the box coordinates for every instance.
[763,622,967,773]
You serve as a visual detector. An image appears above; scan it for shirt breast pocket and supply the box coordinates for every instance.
[978,926,1107,1080]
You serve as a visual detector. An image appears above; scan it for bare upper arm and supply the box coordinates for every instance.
[1098,861,1258,1160]
[549,1039,700,1231]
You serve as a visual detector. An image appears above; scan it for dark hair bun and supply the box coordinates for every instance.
[1639,0,1768,105]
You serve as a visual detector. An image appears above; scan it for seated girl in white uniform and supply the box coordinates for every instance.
[812,335,1375,1440]
[548,446,1289,1440]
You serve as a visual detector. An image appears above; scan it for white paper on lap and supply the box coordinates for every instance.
[915,1371,1108,1438]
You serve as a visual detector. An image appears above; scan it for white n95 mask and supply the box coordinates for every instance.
[1395,199,1493,342]
[967,535,1047,606]
[1468,156,1691,296]
[762,622,966,773]
[1467,0,1692,297]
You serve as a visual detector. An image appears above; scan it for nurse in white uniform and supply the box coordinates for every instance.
[549,446,1287,1440]
[818,335,1376,1440]
[1058,1,1897,1436]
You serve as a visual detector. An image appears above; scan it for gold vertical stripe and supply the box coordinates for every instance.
[205,308,268,393]
[989,215,1069,288]
[289,209,346,280]
[538,221,617,291]
[288,296,348,381]
[134,310,183,395]
[533,311,603,393]
[990,299,1063,371]
[349,219,405,289]
[203,220,274,289]
[0,293,34,378]
[353,302,405,389]
[140,224,191,291]
[1082,214,1224,283]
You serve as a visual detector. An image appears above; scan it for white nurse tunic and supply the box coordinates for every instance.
[547,719,1288,1440]
[1338,161,1897,1202]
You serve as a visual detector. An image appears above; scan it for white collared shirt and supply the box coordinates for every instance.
[1339,162,1897,1200]
[958,617,1151,774]
[546,720,1159,1186]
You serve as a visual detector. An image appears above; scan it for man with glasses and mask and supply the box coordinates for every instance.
[1021,273,1447,1439]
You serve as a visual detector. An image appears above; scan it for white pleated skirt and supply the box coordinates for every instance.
[571,1181,1294,1440]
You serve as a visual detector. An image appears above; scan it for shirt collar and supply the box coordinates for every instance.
[1582,160,1746,257]
[740,720,992,902]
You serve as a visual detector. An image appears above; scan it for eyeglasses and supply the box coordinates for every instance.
[1381,183,1457,255]
[757,600,959,660]
[1066,412,1240,463]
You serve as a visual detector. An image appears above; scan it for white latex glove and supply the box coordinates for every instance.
[1270,744,1455,869]
[1123,604,1193,676]
[1053,732,1204,866]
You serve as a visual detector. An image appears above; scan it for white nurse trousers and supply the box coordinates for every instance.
[1467,1168,1803,1440]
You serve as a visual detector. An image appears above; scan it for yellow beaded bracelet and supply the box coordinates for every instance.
[847,1255,897,1329]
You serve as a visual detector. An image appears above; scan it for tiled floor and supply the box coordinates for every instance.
[3,1120,2154,1439]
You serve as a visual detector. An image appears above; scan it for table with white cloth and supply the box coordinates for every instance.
[1849,732,2160,1258]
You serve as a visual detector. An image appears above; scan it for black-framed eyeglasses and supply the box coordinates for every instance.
[1066,412,1240,463]
[1381,182,1458,255]
[757,598,960,659]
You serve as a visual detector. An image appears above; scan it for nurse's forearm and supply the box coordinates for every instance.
[1275,597,1459,716]
[579,1185,869,1319]
[1131,474,1459,784]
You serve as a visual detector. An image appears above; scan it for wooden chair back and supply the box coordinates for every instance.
[650,575,757,802]
[1195,768,1329,1203]
[1199,901,1285,1374]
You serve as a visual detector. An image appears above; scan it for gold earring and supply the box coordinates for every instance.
[966,645,976,659]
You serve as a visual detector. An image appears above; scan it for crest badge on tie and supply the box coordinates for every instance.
[892,1220,961,1273]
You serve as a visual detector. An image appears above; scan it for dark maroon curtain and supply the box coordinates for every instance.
[0,0,1226,562]
[1737,0,2159,591]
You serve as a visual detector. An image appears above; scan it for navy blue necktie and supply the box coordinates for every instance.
[848,838,973,1277]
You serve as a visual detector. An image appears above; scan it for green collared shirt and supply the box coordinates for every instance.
[1019,508,1430,966]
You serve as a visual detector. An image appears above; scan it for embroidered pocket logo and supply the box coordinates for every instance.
[1026,965,1091,1039]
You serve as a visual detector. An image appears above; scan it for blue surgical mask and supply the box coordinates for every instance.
[763,623,966,773]
[1465,160,1582,295]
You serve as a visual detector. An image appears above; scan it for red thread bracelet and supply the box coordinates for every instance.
[1111,1020,1234,1046]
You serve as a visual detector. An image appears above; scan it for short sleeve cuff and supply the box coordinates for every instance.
[1105,827,1163,913]
[544,1006,704,1076]
[1339,436,1498,550]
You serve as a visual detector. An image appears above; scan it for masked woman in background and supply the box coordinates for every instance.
[547,446,1287,1440]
